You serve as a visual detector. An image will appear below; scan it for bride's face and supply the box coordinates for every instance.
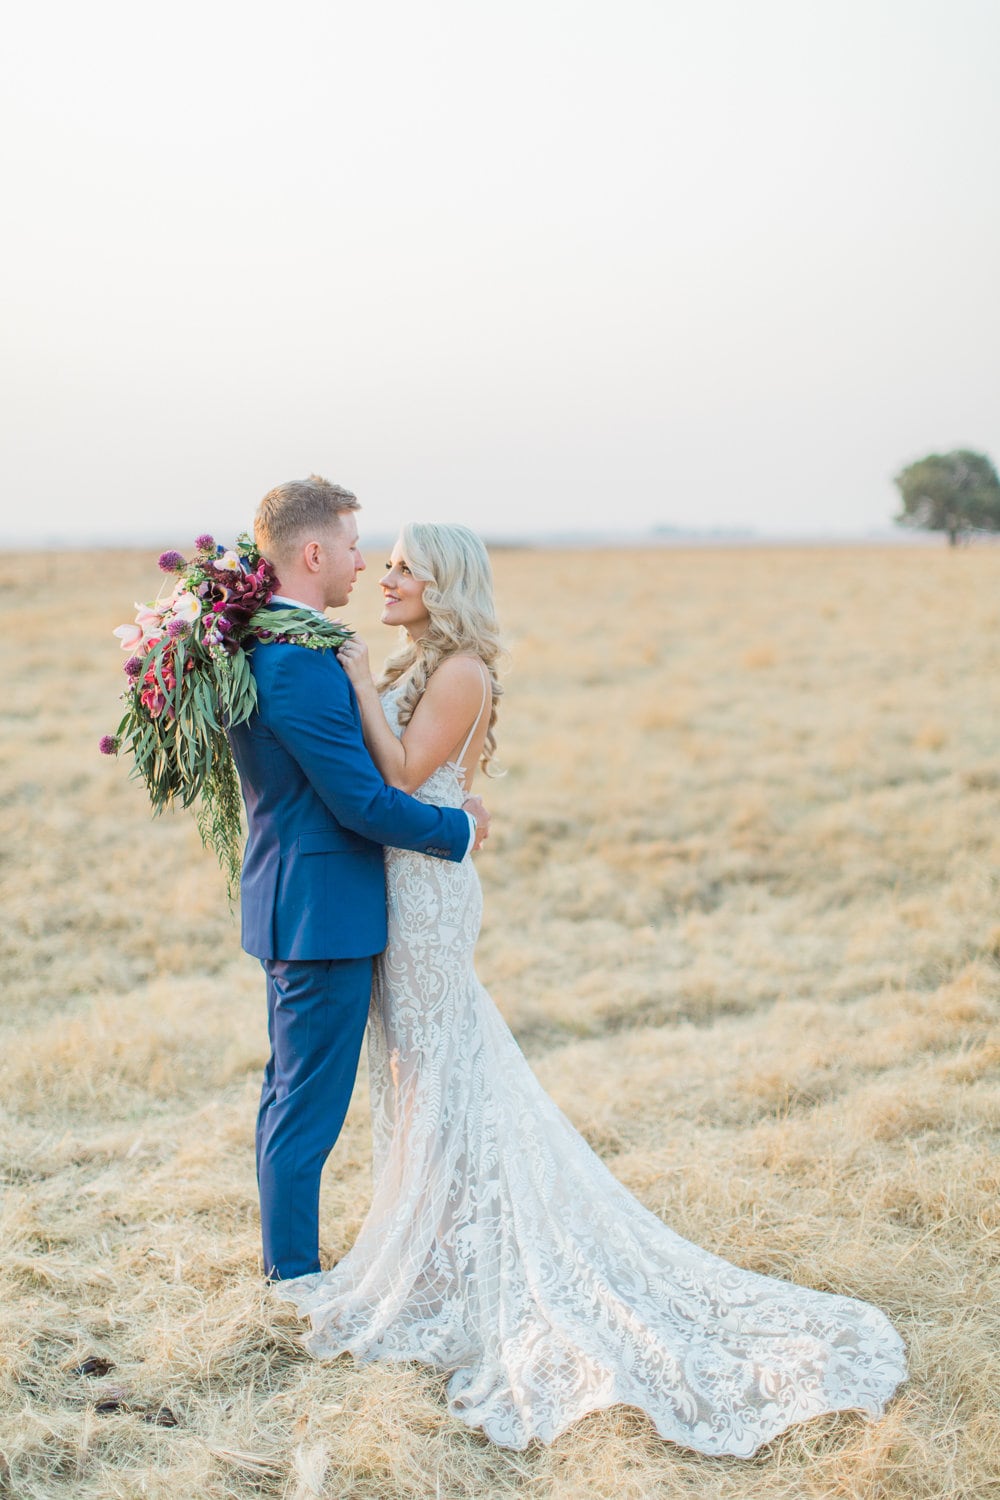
[380,541,431,639]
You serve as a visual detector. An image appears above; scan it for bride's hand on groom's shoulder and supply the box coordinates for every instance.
[337,635,372,688]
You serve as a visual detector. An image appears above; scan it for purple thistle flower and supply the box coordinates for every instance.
[195,532,215,551]
[167,618,188,638]
[123,655,142,677]
[158,550,186,573]
[98,734,118,755]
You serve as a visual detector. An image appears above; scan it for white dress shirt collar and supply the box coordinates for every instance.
[270,594,327,618]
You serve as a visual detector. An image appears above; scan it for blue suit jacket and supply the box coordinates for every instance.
[228,635,469,961]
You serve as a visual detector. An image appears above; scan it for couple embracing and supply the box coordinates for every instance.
[229,474,906,1455]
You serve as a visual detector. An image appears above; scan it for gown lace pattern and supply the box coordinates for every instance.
[276,685,907,1454]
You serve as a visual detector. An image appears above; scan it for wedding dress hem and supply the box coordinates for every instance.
[275,1271,905,1455]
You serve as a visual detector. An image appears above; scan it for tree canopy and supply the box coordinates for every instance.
[894,449,1000,546]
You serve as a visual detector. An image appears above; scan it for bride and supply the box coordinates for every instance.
[275,521,907,1455]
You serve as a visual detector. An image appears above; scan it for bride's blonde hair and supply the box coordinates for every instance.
[377,522,505,776]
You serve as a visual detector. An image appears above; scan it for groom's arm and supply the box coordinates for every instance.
[265,645,475,860]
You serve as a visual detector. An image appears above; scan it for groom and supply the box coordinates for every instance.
[228,474,488,1281]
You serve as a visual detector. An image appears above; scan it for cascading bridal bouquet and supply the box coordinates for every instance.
[100,532,351,897]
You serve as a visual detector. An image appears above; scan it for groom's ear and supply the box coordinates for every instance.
[302,539,323,574]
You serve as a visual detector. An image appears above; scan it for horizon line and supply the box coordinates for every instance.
[0,526,976,553]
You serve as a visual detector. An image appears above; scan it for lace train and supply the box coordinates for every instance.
[276,691,906,1453]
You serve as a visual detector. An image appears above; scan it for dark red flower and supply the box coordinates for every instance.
[140,686,167,718]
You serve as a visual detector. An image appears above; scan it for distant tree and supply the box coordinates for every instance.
[894,449,1000,546]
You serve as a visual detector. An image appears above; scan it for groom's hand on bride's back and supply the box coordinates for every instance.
[463,795,490,851]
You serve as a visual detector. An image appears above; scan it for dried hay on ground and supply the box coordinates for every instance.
[1,543,997,1499]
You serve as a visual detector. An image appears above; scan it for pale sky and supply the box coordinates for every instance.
[3,0,999,544]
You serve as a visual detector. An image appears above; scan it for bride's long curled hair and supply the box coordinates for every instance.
[377,522,505,776]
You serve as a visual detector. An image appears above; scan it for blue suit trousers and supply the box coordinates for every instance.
[257,954,373,1280]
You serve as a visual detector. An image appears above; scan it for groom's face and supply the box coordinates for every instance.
[320,511,366,609]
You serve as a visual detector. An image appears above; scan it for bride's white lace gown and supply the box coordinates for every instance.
[278,684,907,1454]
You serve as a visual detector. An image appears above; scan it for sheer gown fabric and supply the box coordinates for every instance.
[276,682,907,1455]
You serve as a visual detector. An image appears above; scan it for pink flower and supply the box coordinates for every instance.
[171,592,201,624]
[98,734,118,755]
[113,623,143,651]
[134,604,164,633]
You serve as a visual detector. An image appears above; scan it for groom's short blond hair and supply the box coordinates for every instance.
[254,474,360,564]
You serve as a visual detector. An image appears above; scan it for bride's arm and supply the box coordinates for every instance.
[338,642,488,794]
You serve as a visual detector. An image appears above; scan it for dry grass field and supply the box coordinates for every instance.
[1,542,998,1500]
